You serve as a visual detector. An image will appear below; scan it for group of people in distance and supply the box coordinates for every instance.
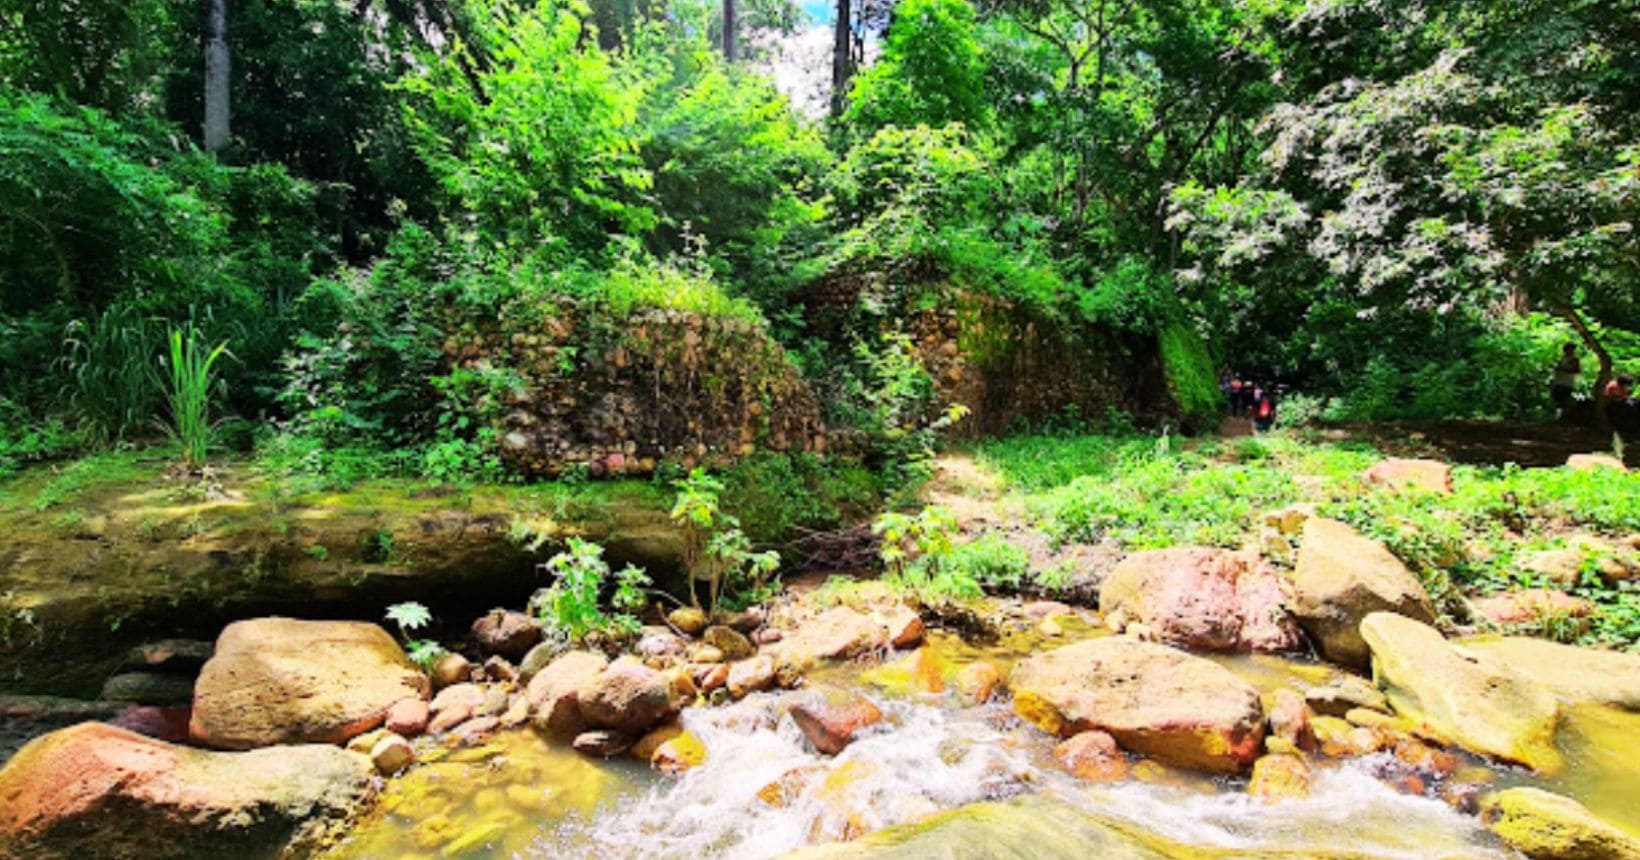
[1219,370,1278,432]
[1551,342,1637,433]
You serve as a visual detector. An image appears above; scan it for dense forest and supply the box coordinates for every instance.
[3,0,1637,482]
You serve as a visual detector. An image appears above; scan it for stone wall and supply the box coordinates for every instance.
[446,301,825,479]
[805,276,1178,437]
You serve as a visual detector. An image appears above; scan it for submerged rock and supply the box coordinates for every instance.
[1304,675,1388,718]
[188,618,429,750]
[956,661,1003,704]
[1098,547,1303,653]
[573,730,635,758]
[1480,787,1640,860]
[789,689,885,755]
[1459,636,1640,711]
[782,796,1181,859]
[1009,637,1265,774]
[1360,613,1562,773]
[0,722,373,860]
[1290,519,1435,669]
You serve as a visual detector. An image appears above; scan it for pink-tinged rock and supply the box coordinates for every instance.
[1010,637,1266,774]
[0,723,373,859]
[188,618,429,750]
[449,716,500,745]
[1023,601,1072,619]
[1099,547,1304,653]
[471,610,542,660]
[526,651,608,740]
[384,698,429,737]
[106,704,189,743]
[430,683,485,716]
[789,689,884,755]
[1053,730,1127,782]
[694,663,729,693]
[427,704,472,735]
[1472,589,1596,629]
[1362,458,1453,495]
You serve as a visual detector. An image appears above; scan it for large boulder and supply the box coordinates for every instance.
[1480,787,1640,860]
[579,659,677,736]
[1459,636,1640,711]
[471,609,542,659]
[1099,548,1304,652]
[1009,637,1265,774]
[0,723,373,860]
[189,618,429,750]
[1360,613,1562,773]
[1290,519,1435,669]
[1362,458,1453,495]
[526,651,609,739]
[769,607,889,669]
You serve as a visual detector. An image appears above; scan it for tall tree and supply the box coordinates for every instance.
[831,0,852,115]
[201,0,229,152]
[722,0,738,61]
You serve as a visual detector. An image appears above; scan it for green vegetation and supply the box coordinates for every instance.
[973,430,1640,649]
[160,326,230,467]
[530,537,652,641]
[671,469,781,613]
[385,601,447,671]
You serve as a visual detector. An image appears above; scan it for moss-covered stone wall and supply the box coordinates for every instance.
[446,301,825,479]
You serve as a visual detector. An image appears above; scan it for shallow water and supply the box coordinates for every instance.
[325,625,1637,859]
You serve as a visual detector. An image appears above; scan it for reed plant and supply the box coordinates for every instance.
[161,326,230,467]
[61,304,165,444]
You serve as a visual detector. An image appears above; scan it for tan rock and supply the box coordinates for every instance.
[1566,453,1627,472]
[1290,519,1435,669]
[1361,613,1562,773]
[581,659,676,736]
[702,626,755,661]
[956,662,1003,704]
[1460,636,1640,711]
[1009,637,1265,774]
[369,733,414,775]
[668,607,708,636]
[1266,689,1315,752]
[1362,458,1452,495]
[768,608,888,669]
[0,723,373,859]
[1480,787,1640,860]
[429,682,484,715]
[651,731,706,774]
[430,653,472,689]
[1304,675,1388,718]
[1099,547,1303,653]
[1247,753,1310,802]
[727,655,776,699]
[189,618,429,750]
[879,606,925,648]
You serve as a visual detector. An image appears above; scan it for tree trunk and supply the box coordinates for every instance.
[1559,305,1613,429]
[831,0,852,116]
[203,0,230,153]
[722,0,738,62]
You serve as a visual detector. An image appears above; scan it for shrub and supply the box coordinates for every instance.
[531,537,651,641]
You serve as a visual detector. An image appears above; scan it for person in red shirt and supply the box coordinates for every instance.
[1605,374,1633,401]
[1606,374,1637,435]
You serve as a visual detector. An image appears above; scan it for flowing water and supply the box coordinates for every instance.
[325,624,1640,859]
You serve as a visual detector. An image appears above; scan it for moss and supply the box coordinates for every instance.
[1158,317,1222,431]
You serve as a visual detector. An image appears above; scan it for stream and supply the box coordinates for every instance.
[322,624,1640,859]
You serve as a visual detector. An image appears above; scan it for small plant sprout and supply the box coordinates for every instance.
[384,601,445,671]
[160,325,230,468]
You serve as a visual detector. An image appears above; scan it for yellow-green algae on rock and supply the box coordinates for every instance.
[1359,612,1563,773]
[1480,787,1640,860]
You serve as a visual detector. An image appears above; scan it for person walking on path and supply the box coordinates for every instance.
[1550,343,1581,412]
